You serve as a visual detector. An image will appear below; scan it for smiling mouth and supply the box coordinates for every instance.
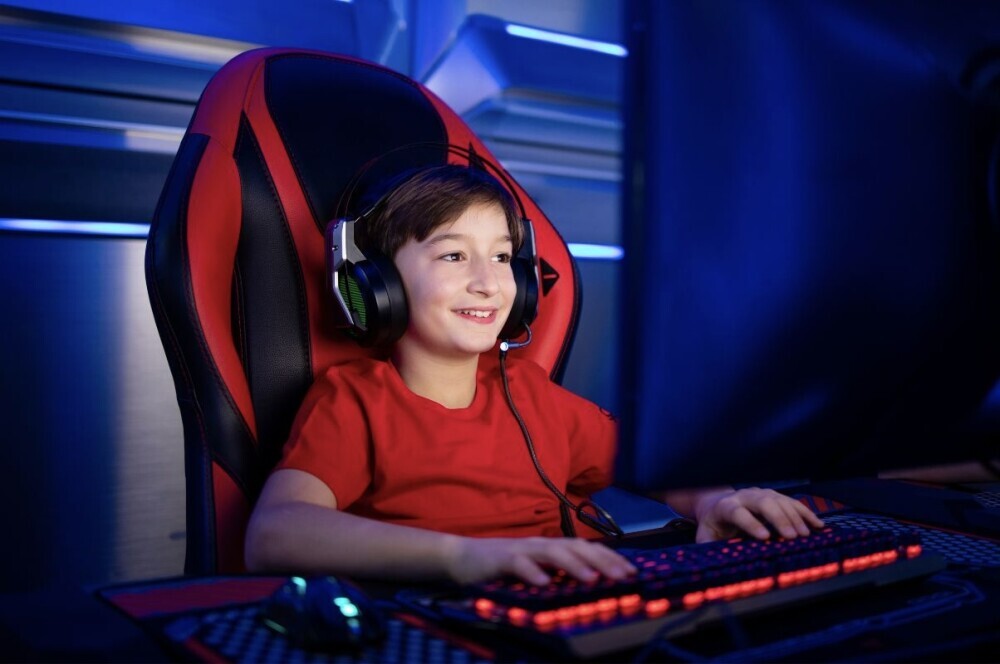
[456,309,497,323]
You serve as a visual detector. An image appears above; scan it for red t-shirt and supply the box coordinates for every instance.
[277,356,617,538]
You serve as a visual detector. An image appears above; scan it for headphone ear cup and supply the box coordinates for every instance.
[347,253,409,347]
[501,256,538,339]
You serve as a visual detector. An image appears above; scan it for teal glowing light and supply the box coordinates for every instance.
[568,243,624,260]
[334,596,359,617]
[0,219,625,262]
[0,218,150,238]
[505,24,628,57]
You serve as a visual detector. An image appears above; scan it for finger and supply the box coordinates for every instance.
[537,544,601,582]
[567,540,637,579]
[727,505,771,540]
[751,497,800,539]
[508,555,551,586]
[792,500,825,529]
[695,521,725,543]
[601,546,639,577]
[701,493,763,541]
[768,496,824,537]
[748,491,813,538]
[775,499,812,537]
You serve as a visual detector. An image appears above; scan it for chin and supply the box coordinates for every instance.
[466,341,500,355]
[458,336,501,356]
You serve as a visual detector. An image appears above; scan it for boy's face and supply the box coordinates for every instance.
[393,202,516,361]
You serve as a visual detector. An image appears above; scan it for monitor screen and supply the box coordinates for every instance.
[616,0,1000,491]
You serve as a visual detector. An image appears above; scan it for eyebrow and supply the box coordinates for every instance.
[426,232,512,245]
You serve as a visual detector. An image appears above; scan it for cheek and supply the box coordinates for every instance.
[501,271,518,308]
[412,276,455,316]
[400,267,442,306]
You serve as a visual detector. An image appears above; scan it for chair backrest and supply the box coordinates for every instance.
[145,48,581,575]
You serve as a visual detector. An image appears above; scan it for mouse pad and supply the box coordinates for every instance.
[98,576,497,663]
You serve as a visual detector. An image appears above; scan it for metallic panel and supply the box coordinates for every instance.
[0,232,185,592]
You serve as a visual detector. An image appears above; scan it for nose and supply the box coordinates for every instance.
[468,257,501,297]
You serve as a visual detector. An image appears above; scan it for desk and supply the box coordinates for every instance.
[3,502,1000,661]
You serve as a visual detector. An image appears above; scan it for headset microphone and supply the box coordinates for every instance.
[499,325,532,354]
[496,320,624,540]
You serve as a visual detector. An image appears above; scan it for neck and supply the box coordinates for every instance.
[391,345,480,409]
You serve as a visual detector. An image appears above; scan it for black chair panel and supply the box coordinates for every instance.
[264,53,449,230]
[233,115,314,468]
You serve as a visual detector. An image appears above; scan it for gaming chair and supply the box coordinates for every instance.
[145,48,582,575]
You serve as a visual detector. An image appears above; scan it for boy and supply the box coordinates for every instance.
[245,165,822,585]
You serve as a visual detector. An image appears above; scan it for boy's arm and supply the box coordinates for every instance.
[658,486,824,543]
[245,469,636,585]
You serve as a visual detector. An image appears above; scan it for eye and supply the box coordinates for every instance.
[440,252,464,262]
[493,253,512,264]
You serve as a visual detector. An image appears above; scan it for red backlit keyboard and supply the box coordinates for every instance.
[415,526,945,659]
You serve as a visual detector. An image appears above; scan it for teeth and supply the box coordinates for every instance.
[458,310,492,318]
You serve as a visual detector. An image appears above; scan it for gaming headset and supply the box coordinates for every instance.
[325,144,539,347]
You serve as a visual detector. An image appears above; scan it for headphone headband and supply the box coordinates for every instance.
[334,143,530,223]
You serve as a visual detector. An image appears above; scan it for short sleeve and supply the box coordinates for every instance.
[276,367,373,509]
[552,383,618,495]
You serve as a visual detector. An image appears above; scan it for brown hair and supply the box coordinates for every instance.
[354,164,524,258]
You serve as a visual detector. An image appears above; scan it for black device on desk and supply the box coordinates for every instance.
[399,525,951,660]
[260,576,385,649]
[97,576,505,663]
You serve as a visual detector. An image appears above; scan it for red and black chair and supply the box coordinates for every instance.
[145,48,582,575]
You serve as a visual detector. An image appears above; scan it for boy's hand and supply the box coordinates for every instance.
[446,536,637,586]
[693,487,824,543]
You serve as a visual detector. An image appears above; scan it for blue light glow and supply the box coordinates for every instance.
[568,243,624,260]
[0,219,624,260]
[505,25,628,57]
[0,219,150,238]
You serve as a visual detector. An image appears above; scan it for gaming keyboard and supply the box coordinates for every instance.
[407,526,946,659]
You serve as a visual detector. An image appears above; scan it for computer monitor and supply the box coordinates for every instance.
[616,0,1000,491]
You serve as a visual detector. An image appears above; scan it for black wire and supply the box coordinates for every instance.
[718,600,750,651]
[632,604,712,663]
[498,338,624,540]
[632,601,749,664]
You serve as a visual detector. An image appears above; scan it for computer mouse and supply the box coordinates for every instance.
[260,576,386,650]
